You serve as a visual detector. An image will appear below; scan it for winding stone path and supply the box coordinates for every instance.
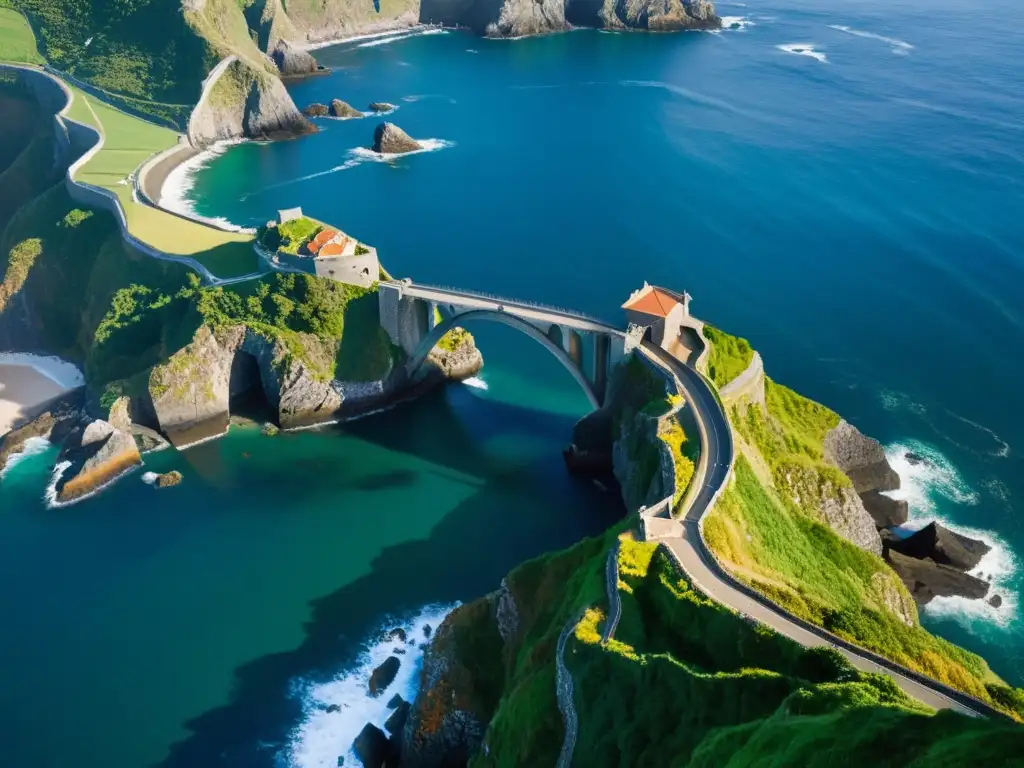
[600,542,622,646]
[555,609,586,768]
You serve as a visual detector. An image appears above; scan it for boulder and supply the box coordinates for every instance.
[905,451,928,466]
[860,490,909,528]
[386,694,405,710]
[368,656,401,697]
[426,331,484,382]
[888,523,991,572]
[303,103,329,117]
[368,102,396,113]
[330,99,364,119]
[600,0,721,31]
[56,419,142,503]
[154,470,183,488]
[352,723,392,768]
[423,624,432,639]
[384,627,407,643]
[823,420,901,494]
[272,39,320,77]
[885,550,989,605]
[989,594,1003,608]
[372,122,422,155]
[384,699,411,735]
[261,423,280,436]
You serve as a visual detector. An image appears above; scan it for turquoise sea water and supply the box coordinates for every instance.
[3,0,1024,765]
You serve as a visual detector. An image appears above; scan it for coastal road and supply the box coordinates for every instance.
[641,341,985,718]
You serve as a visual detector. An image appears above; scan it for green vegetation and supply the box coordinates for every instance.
[0,5,43,64]
[703,323,754,388]
[703,379,1024,719]
[659,414,696,509]
[440,534,1024,766]
[260,216,320,255]
[436,326,471,353]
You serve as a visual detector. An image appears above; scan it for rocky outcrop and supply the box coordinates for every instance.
[155,470,183,488]
[303,102,329,117]
[860,490,909,528]
[353,723,393,767]
[189,59,315,147]
[824,420,900,495]
[0,388,86,470]
[385,698,412,735]
[369,656,402,697]
[870,570,917,626]
[55,419,142,503]
[426,333,483,381]
[598,0,720,31]
[330,99,364,119]
[368,102,397,113]
[271,39,320,77]
[885,549,990,605]
[373,122,422,154]
[818,487,884,556]
[888,523,991,572]
[484,0,568,37]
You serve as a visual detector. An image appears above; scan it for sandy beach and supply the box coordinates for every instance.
[0,354,84,435]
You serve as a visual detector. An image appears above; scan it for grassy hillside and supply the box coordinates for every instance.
[0,4,43,64]
[703,379,1024,719]
[703,323,754,387]
[428,533,1024,766]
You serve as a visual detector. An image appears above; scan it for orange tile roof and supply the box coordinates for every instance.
[307,228,339,255]
[318,235,350,257]
[622,286,679,318]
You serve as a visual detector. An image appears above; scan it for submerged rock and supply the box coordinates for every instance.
[303,102,329,117]
[330,99,364,119]
[905,451,928,466]
[368,102,396,113]
[885,549,989,605]
[860,490,909,528]
[372,122,422,154]
[272,39,320,77]
[384,627,407,643]
[888,522,991,572]
[261,423,280,437]
[154,470,183,488]
[384,699,411,735]
[56,419,142,503]
[369,656,401,697]
[422,624,432,639]
[989,594,1003,609]
[823,420,901,494]
[386,693,405,710]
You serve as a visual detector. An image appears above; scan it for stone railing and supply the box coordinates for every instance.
[719,350,765,407]
[600,540,622,645]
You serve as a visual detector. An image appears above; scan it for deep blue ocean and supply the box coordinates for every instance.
[1,1,1022,766]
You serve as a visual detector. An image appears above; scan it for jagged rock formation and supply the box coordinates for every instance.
[55,419,142,503]
[888,523,991,572]
[369,656,402,696]
[0,388,86,470]
[330,99,364,118]
[426,335,483,380]
[353,723,394,767]
[154,470,184,488]
[271,39,320,77]
[373,122,422,154]
[860,490,909,528]
[303,102,329,117]
[824,420,901,495]
[189,59,315,147]
[885,549,990,605]
[369,102,397,113]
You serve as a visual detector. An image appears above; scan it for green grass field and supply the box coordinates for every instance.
[67,86,258,278]
[703,324,754,388]
[0,6,43,65]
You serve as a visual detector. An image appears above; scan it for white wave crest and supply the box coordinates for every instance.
[284,603,457,768]
[884,440,1019,630]
[43,458,141,508]
[0,436,51,478]
[357,28,448,48]
[348,138,454,164]
[141,471,159,485]
[777,43,828,64]
[719,16,755,31]
[830,24,913,55]
[462,376,488,391]
[159,141,253,232]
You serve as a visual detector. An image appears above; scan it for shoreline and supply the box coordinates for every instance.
[0,354,84,436]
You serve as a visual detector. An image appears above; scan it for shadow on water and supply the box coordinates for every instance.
[156,385,622,767]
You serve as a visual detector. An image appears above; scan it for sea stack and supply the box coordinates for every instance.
[271,39,320,77]
[373,122,422,154]
[329,99,363,119]
[368,102,396,113]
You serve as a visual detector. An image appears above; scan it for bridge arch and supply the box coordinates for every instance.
[406,309,601,409]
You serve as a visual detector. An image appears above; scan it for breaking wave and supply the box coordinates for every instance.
[283,603,457,768]
[160,141,254,232]
[462,376,488,391]
[885,440,1019,630]
[348,138,454,163]
[830,24,913,55]
[357,28,448,48]
[777,43,828,64]
[0,436,51,478]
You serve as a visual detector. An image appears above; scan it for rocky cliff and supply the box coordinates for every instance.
[188,59,314,147]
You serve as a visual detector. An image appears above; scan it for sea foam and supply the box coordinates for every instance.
[0,352,84,390]
[0,436,51,479]
[777,43,828,64]
[462,376,488,391]
[884,440,1019,630]
[830,24,913,55]
[357,28,447,48]
[283,603,457,768]
[159,141,254,232]
[717,16,755,32]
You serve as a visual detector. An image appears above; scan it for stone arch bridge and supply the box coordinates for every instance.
[377,281,630,408]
